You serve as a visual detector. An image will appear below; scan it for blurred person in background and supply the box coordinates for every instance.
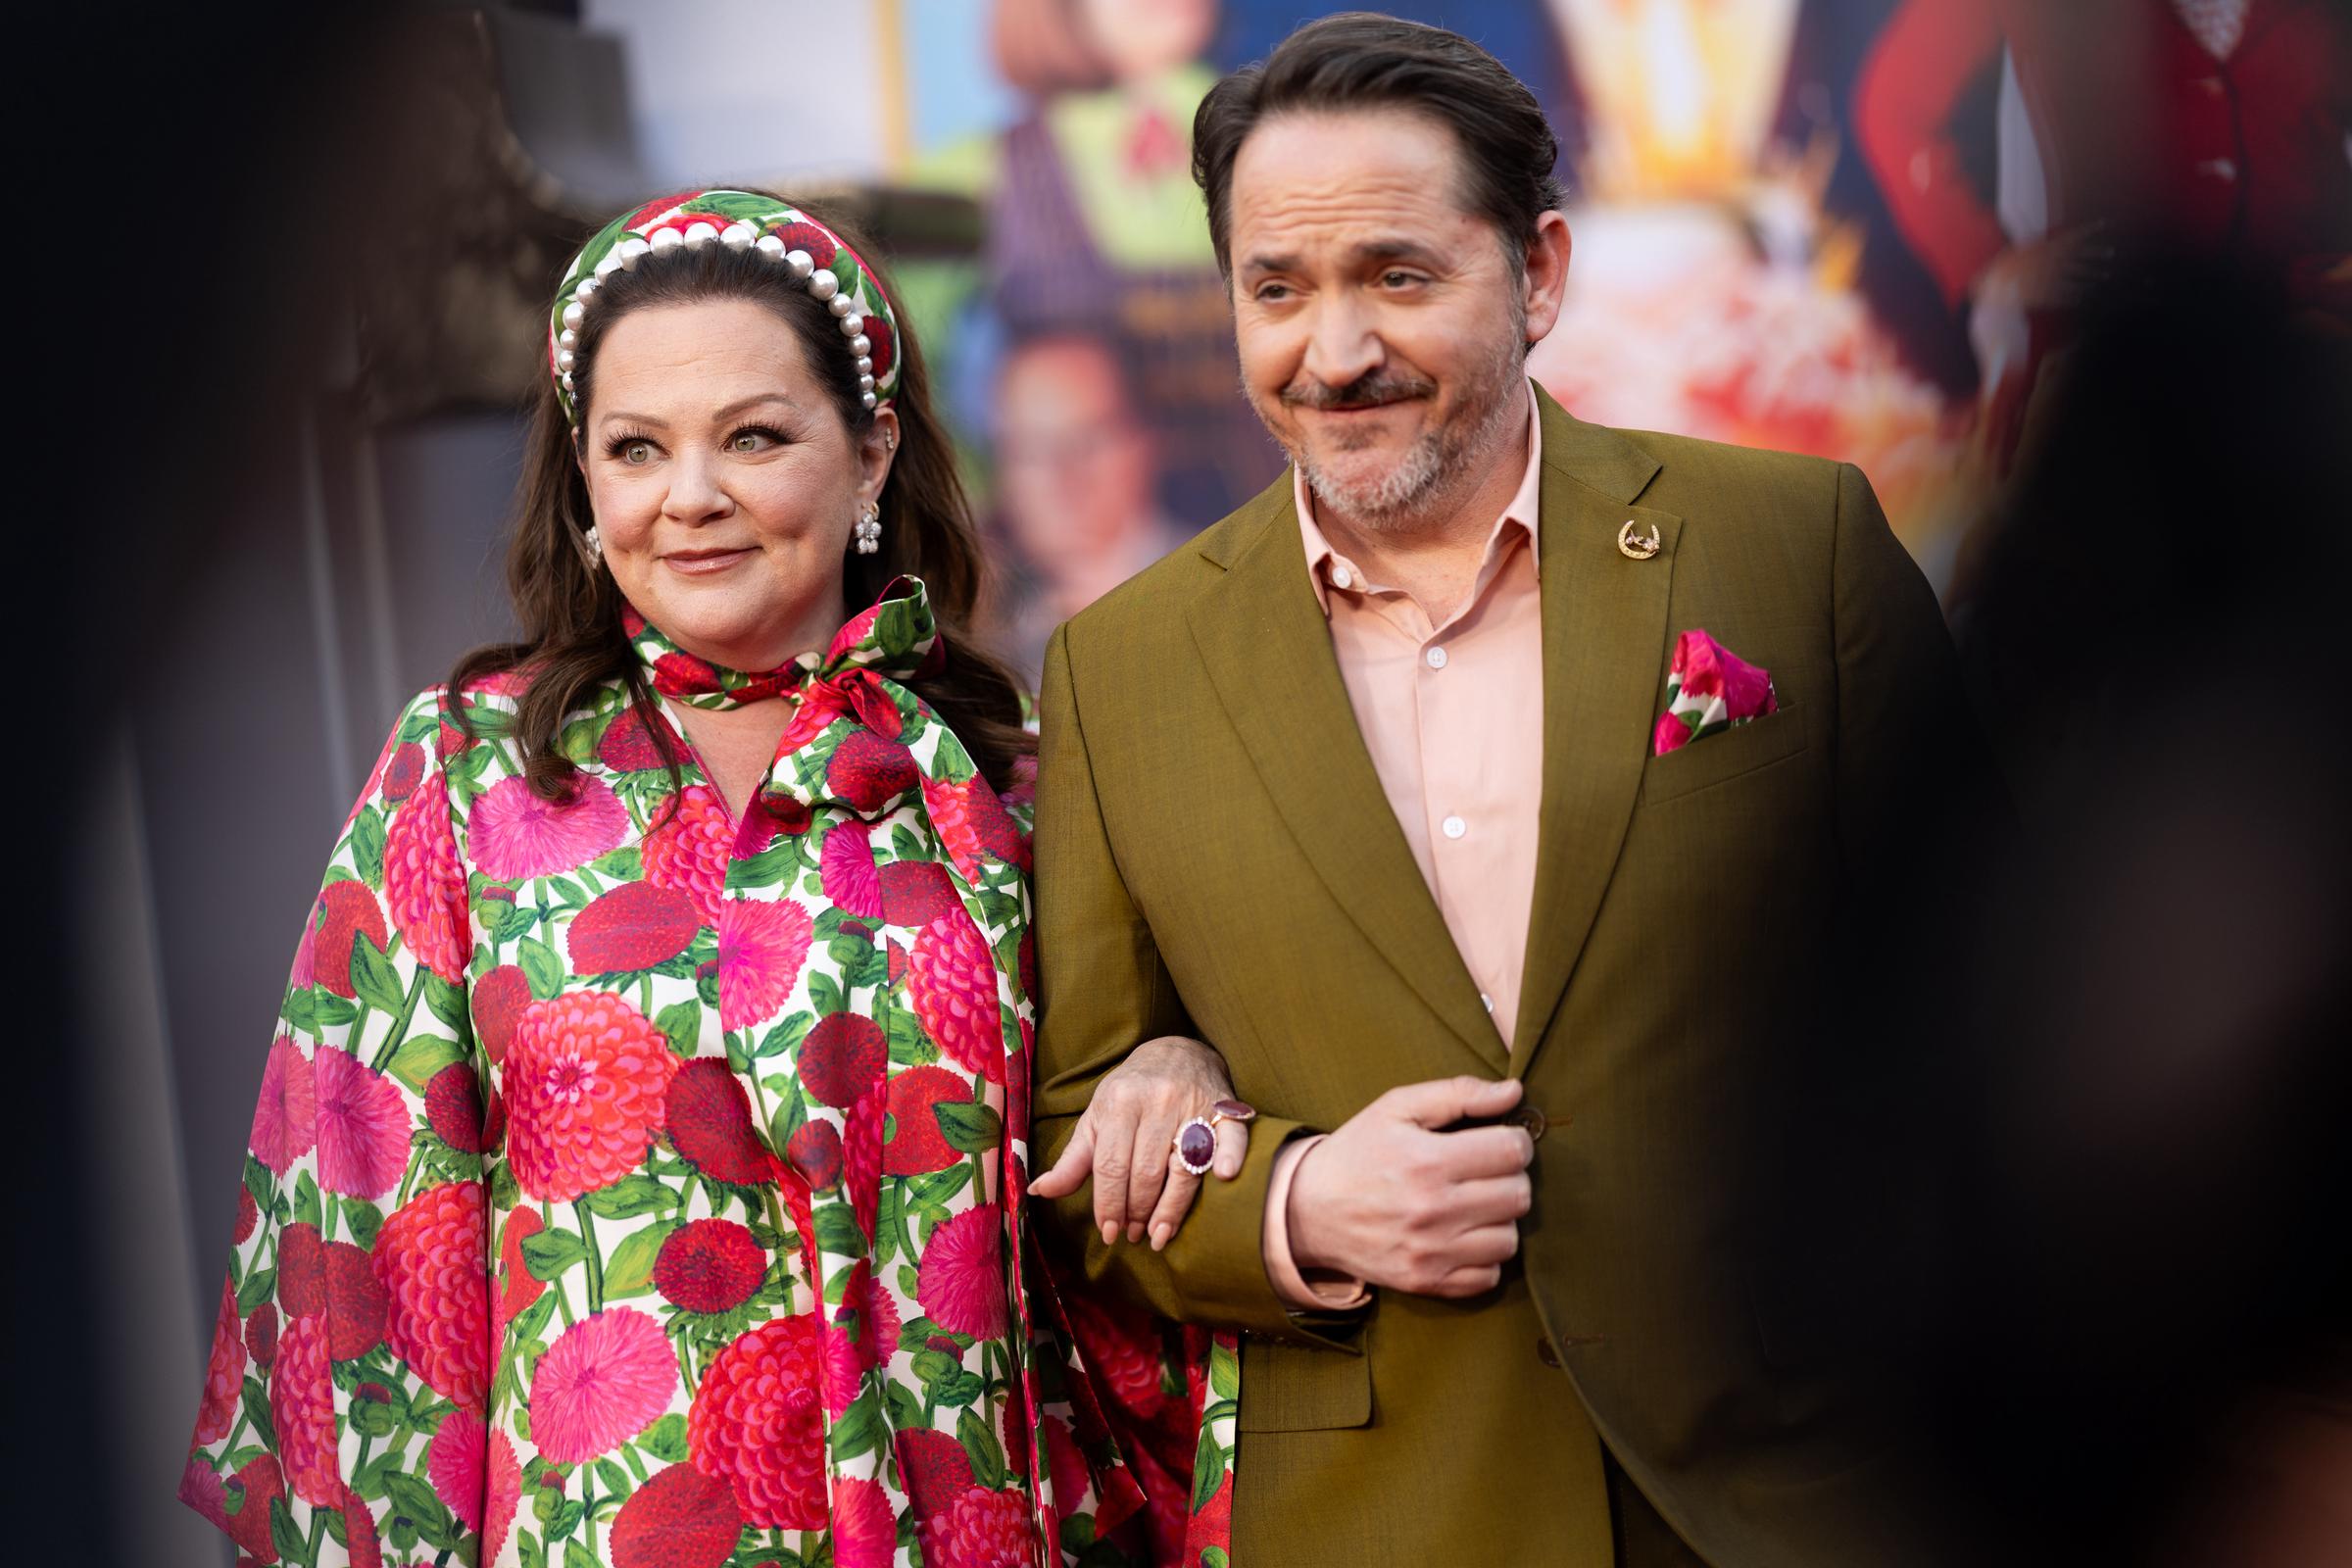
[175,188,1254,1568]
[989,330,1194,683]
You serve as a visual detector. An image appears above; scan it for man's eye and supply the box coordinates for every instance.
[1382,270,1421,288]
[1255,283,1291,303]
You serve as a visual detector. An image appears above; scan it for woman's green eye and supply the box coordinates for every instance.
[623,441,652,465]
[733,432,759,452]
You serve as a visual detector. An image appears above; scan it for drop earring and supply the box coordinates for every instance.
[581,524,604,567]
[854,503,882,556]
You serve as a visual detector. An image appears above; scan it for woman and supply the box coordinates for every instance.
[179,190,1244,1568]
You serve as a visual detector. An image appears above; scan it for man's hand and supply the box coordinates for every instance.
[1029,1036,1250,1250]
[1287,1076,1535,1298]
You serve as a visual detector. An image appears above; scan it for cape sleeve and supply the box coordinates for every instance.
[179,689,497,1568]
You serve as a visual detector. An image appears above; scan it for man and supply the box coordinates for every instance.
[1033,15,1989,1565]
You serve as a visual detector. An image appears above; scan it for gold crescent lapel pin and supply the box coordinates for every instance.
[1617,519,1661,560]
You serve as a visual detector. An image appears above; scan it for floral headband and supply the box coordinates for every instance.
[547,188,901,426]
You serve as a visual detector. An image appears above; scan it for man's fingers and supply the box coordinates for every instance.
[1381,1073,1523,1130]
[1147,1147,1203,1250]
[1452,1174,1535,1226]
[1212,1116,1250,1181]
[1027,1117,1094,1200]
[1430,1263,1505,1298]
[1451,1222,1523,1266]
[1433,1125,1538,1180]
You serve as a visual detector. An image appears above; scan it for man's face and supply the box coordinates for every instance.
[1227,108,1533,529]
[995,337,1156,571]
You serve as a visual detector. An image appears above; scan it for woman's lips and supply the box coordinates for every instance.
[662,547,755,575]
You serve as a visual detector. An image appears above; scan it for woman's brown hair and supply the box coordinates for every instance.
[450,199,1032,800]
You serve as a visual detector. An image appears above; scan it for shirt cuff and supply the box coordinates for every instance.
[1262,1134,1373,1311]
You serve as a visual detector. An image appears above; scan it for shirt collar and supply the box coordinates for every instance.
[1297,379,1544,617]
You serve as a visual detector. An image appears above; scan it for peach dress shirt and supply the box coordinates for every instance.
[1263,387,1546,1307]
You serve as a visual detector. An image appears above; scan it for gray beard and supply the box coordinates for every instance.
[1294,339,1525,535]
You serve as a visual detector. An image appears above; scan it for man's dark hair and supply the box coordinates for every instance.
[1191,12,1565,278]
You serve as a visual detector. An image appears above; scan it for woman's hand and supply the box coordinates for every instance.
[1029,1036,1250,1251]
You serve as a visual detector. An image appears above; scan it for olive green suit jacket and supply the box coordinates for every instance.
[1033,388,1984,1567]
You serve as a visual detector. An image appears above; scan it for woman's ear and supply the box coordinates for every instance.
[858,408,901,505]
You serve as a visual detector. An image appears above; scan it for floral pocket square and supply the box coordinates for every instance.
[1653,629,1779,756]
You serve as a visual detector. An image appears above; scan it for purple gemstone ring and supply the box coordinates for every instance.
[1173,1117,1218,1177]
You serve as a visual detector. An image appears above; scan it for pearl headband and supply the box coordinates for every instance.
[548,189,902,427]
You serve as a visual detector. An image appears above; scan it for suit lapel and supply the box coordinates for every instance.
[1510,392,1680,1074]
[1187,481,1508,1073]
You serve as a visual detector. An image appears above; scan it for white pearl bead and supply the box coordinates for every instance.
[855,356,872,374]
[755,233,785,260]
[720,222,754,252]
[594,250,622,281]
[617,236,650,269]
[839,313,864,336]
[785,249,814,280]
[682,221,717,249]
[556,347,575,372]
[849,334,870,356]
[809,270,839,302]
[562,301,584,331]
[575,275,599,299]
[561,371,575,392]
[859,373,875,391]
[558,328,577,351]
[828,295,855,319]
[648,227,681,256]
[861,391,878,409]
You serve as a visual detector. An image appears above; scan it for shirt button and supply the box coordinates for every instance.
[1330,565,1353,590]
[1442,815,1466,840]
[1537,1336,1563,1369]
[1480,993,1494,1012]
[1425,646,1448,670]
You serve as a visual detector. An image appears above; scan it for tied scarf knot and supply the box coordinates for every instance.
[626,577,940,714]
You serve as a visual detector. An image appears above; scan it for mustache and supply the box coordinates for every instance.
[1278,370,1437,411]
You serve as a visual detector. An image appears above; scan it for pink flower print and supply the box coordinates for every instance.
[817,1307,864,1415]
[312,1047,409,1199]
[716,898,814,1033]
[830,1477,901,1568]
[918,1486,1035,1568]
[372,1181,490,1410]
[466,773,629,882]
[249,1037,317,1175]
[177,1455,229,1534]
[428,1407,522,1561]
[642,784,732,927]
[834,1258,901,1374]
[608,1462,743,1568]
[270,1311,347,1508]
[907,909,1007,1083]
[505,991,677,1201]
[916,1205,1007,1340]
[1653,710,1694,756]
[921,773,1032,880]
[383,772,467,983]
[189,1274,246,1446]
[1669,628,1776,718]
[530,1307,678,1464]
[688,1315,828,1529]
[818,819,883,918]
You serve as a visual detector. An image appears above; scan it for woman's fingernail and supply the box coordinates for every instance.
[1101,1222,1118,1246]
[1126,1222,1146,1243]
[1151,1224,1170,1250]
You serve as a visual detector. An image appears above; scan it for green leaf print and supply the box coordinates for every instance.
[580,1175,672,1220]
[351,806,386,885]
[599,1218,676,1298]
[517,936,565,1000]
[934,1101,1003,1153]
[350,932,404,1015]
[341,1198,384,1250]
[813,1204,865,1257]
[829,1393,887,1463]
[957,1404,1006,1489]
[520,1227,589,1281]
[637,1413,688,1463]
[655,998,703,1057]
[754,1011,815,1060]
[385,1034,466,1095]
[1192,1427,1226,1513]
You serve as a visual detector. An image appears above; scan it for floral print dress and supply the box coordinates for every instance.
[180,579,1239,1568]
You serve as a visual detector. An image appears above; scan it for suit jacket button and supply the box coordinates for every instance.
[1536,1336,1563,1369]
[1509,1105,1547,1141]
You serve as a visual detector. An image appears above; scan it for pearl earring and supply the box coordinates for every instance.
[853,503,882,556]
[582,525,604,567]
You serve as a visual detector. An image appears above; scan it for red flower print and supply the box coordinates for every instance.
[312,1047,410,1199]
[567,880,700,974]
[834,1258,901,1374]
[472,963,529,1066]
[310,881,389,1001]
[895,1427,976,1520]
[178,1455,229,1534]
[384,772,467,984]
[372,1180,490,1410]
[654,649,723,695]
[879,860,962,928]
[318,1239,389,1359]
[836,669,905,739]
[424,1061,487,1153]
[248,1037,316,1175]
[625,190,700,229]
[436,718,468,759]
[715,898,814,1033]
[380,742,425,803]
[1652,710,1693,756]
[494,1207,544,1333]
[772,220,838,269]
[277,1222,326,1317]
[222,1454,284,1563]
[343,1495,385,1568]
[597,705,668,772]
[609,1461,744,1568]
[1042,1414,1091,1522]
[799,1012,886,1107]
[889,938,909,985]
[1067,1297,1165,1417]
[847,1079,886,1241]
[466,773,629,883]
[818,820,883,918]
[915,1206,1006,1340]
[785,1118,843,1190]
[246,1299,279,1369]
[863,316,896,383]
[429,1406,522,1562]
[1017,930,1037,1007]
[920,775,1032,881]
[1669,628,1776,718]
[506,990,677,1200]
[531,1307,678,1463]
[190,1274,246,1446]
[817,1306,864,1415]
[908,910,1007,1083]
[826,731,918,813]
[738,787,814,857]
[830,1476,900,1568]
[688,1315,828,1529]
[270,1311,347,1507]
[917,1485,1035,1568]
[653,1218,766,1314]
[664,1057,783,1187]
[233,1186,259,1245]
[883,1065,972,1176]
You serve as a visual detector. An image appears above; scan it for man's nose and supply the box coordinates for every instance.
[1300,294,1383,391]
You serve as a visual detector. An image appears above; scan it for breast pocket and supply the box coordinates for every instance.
[1639,704,1809,807]
[1234,1337,1373,1432]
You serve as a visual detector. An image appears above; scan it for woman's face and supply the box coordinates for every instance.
[579,297,896,669]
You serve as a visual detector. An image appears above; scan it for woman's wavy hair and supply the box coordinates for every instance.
[450,199,1031,800]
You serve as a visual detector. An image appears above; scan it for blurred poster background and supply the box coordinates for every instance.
[40,3,2344,1563]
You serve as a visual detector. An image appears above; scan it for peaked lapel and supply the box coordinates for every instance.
[1509,391,1681,1075]
[1186,480,1508,1074]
